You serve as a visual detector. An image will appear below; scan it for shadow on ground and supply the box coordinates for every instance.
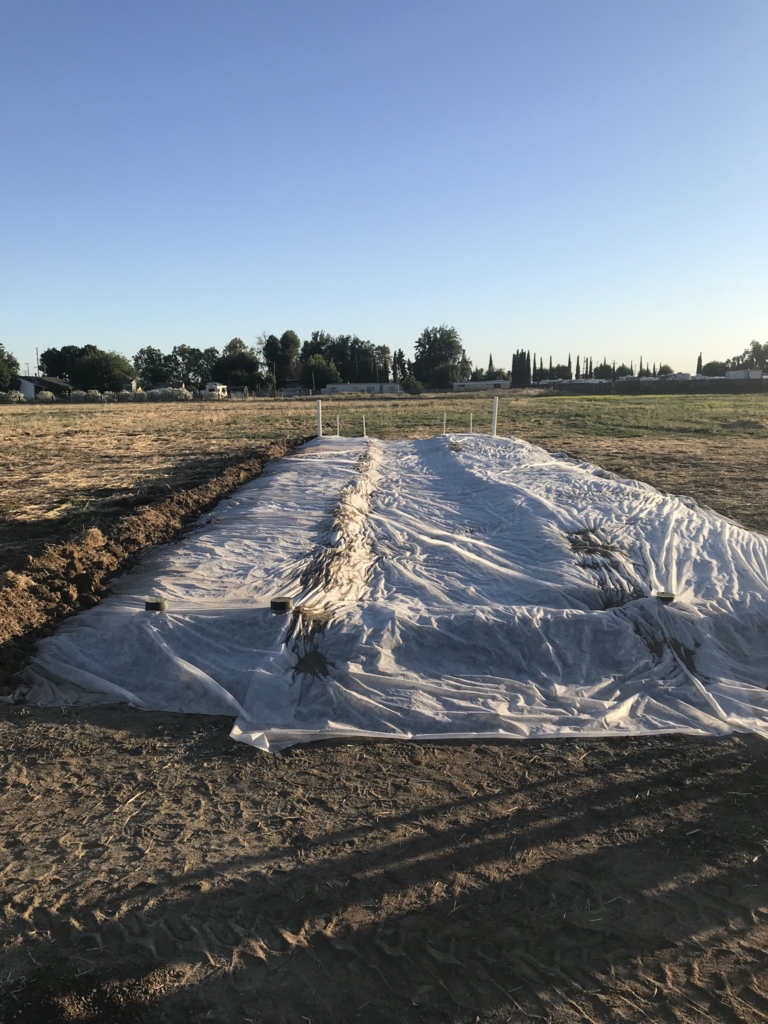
[1,706,767,1023]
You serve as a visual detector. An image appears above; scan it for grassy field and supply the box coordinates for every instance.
[3,391,768,572]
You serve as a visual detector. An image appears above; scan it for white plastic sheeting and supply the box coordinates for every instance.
[18,435,768,749]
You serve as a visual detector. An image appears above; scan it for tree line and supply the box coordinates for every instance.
[3,331,767,395]
[696,341,768,377]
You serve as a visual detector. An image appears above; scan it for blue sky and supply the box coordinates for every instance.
[2,0,766,377]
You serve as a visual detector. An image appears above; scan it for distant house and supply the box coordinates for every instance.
[321,383,400,395]
[16,375,71,401]
[452,380,511,392]
[202,381,228,399]
[121,377,138,392]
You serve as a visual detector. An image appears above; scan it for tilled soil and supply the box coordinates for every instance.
[0,709,766,1024]
[1,430,768,1022]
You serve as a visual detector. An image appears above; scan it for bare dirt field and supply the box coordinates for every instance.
[2,392,768,1023]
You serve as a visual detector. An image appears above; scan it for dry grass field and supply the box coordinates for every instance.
[3,391,768,570]
[2,391,768,1024]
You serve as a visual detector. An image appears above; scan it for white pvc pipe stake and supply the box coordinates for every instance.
[363,415,366,438]
[469,412,473,433]
[443,412,446,435]
[491,395,499,437]
[316,399,323,438]
[336,414,340,437]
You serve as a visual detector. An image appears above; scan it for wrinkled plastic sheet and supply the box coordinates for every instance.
[17,435,768,749]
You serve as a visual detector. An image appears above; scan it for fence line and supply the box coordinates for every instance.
[314,399,504,440]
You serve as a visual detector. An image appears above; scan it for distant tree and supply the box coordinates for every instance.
[700,360,727,376]
[260,331,301,383]
[40,345,99,381]
[260,334,281,380]
[413,325,468,383]
[171,344,219,389]
[592,361,613,380]
[575,356,581,379]
[429,363,462,389]
[658,364,673,375]
[70,350,135,391]
[134,346,178,387]
[567,355,572,378]
[696,353,703,374]
[279,330,301,380]
[730,340,768,371]
[213,338,263,390]
[614,363,633,378]
[511,349,531,387]
[400,375,423,394]
[392,349,408,383]
[300,354,341,390]
[484,354,508,381]
[0,343,20,390]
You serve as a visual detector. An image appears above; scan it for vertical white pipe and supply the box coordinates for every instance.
[469,411,473,433]
[336,414,340,437]
[363,415,366,438]
[491,395,498,437]
[316,399,322,438]
[443,412,446,435]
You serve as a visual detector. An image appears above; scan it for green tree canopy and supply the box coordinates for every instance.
[299,332,390,383]
[70,350,135,391]
[392,349,408,382]
[170,345,220,389]
[40,345,99,381]
[133,346,178,387]
[592,361,613,380]
[300,354,341,390]
[511,350,531,387]
[701,361,727,376]
[0,343,20,390]
[730,340,768,370]
[413,325,469,383]
[400,375,423,394]
[260,330,301,383]
[212,339,263,390]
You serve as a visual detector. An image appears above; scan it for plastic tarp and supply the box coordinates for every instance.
[17,435,768,749]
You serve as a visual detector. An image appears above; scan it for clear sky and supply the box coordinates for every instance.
[2,0,766,377]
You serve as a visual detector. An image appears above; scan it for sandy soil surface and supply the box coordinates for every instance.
[2,406,768,1022]
[1,707,767,1024]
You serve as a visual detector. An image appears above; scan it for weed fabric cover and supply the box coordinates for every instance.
[18,436,768,748]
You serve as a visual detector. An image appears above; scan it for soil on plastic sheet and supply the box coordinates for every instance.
[0,439,305,690]
[1,708,767,1024]
[2,420,768,1022]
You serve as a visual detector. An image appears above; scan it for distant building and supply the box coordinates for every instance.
[726,369,763,380]
[452,380,511,392]
[321,383,400,395]
[16,375,71,401]
[202,382,228,399]
[121,377,138,392]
